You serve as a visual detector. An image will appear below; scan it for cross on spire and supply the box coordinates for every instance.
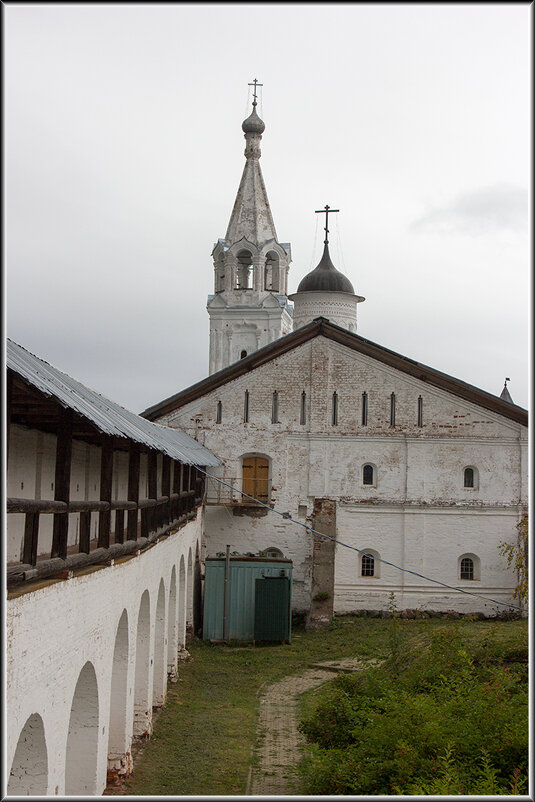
[315,204,340,245]
[248,78,263,108]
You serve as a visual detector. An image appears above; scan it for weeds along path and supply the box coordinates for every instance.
[247,657,374,796]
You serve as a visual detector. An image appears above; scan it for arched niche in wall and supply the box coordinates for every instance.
[65,662,100,795]
[8,713,48,796]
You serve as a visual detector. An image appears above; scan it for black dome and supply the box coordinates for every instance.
[297,243,355,294]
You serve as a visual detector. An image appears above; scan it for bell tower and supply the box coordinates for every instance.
[207,82,293,374]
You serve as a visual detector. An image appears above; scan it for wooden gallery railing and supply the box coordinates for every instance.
[7,450,205,589]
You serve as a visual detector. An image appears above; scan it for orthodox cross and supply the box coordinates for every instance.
[315,205,339,245]
[248,78,263,108]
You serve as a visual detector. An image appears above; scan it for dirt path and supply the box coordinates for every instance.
[247,657,373,796]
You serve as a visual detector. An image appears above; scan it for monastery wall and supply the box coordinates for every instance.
[6,514,202,795]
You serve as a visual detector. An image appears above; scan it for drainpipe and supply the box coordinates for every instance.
[223,544,230,640]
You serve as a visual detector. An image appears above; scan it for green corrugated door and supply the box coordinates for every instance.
[254,577,291,642]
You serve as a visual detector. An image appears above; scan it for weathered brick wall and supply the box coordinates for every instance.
[156,336,527,615]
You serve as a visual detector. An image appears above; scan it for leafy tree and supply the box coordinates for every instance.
[499,516,528,604]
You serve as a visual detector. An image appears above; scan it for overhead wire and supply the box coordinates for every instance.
[195,465,523,613]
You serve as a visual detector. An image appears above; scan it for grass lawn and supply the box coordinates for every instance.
[118,615,527,796]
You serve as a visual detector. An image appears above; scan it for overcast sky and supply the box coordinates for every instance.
[5,3,530,413]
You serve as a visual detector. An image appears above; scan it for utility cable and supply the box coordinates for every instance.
[196,466,523,612]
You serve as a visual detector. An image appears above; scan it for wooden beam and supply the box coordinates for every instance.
[22,513,40,566]
[148,451,158,530]
[79,511,91,553]
[7,371,13,467]
[98,435,114,548]
[127,445,140,540]
[51,407,73,559]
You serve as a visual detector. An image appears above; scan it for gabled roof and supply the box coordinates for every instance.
[141,318,528,427]
[7,339,220,466]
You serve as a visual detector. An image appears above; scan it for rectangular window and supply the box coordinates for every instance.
[332,391,338,426]
[300,391,306,425]
[417,395,423,427]
[390,393,396,426]
[272,391,279,423]
[244,390,249,423]
[216,400,222,423]
[361,392,368,426]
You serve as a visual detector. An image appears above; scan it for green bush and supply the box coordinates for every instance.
[298,622,528,795]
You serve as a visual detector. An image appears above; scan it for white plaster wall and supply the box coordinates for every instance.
[291,290,359,332]
[156,336,526,615]
[6,513,203,796]
[335,505,519,613]
[207,291,293,373]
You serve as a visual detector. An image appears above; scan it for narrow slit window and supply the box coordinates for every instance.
[361,392,368,426]
[417,395,423,427]
[332,392,338,426]
[216,400,222,424]
[363,464,374,486]
[390,393,396,426]
[300,390,306,425]
[244,390,249,423]
[361,553,375,576]
[272,391,279,423]
[464,467,474,488]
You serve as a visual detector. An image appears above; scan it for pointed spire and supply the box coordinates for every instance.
[500,377,514,404]
[225,81,277,247]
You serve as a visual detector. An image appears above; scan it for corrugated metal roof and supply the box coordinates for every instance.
[7,339,220,467]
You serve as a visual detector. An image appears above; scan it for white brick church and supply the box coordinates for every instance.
[144,95,528,623]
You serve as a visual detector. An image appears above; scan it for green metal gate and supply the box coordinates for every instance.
[254,576,291,642]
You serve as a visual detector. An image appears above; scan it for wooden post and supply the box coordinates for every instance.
[173,460,182,518]
[23,513,40,566]
[79,511,91,553]
[127,446,140,540]
[115,508,125,544]
[162,455,170,525]
[7,371,13,468]
[98,436,114,549]
[148,451,158,533]
[51,407,73,559]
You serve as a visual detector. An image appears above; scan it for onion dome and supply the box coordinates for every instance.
[297,242,355,294]
[242,107,265,134]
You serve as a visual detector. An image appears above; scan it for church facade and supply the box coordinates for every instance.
[143,95,528,624]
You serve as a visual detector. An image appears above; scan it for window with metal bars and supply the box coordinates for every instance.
[361,553,375,576]
[300,391,306,425]
[332,391,338,426]
[361,392,368,426]
[460,557,474,580]
[272,391,279,423]
[244,390,249,423]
